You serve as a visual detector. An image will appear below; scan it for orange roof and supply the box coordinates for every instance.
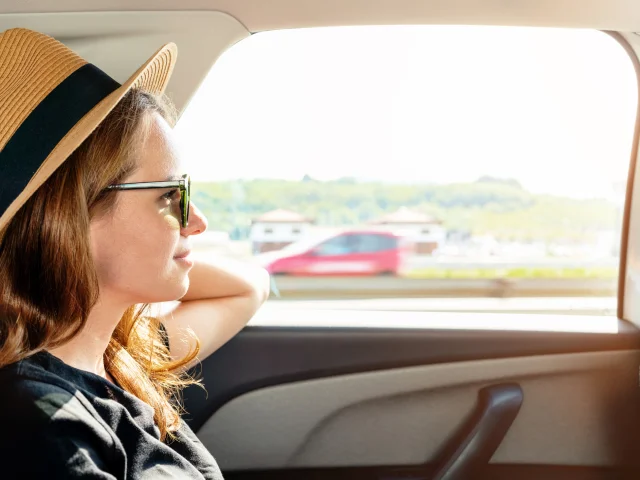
[253,209,314,223]
[370,207,440,225]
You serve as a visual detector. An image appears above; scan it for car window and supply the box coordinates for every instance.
[176,26,637,317]
[315,235,354,256]
[353,234,398,253]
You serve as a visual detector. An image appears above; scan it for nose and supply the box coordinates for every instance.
[181,202,208,236]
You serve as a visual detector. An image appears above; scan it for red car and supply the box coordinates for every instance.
[257,230,409,276]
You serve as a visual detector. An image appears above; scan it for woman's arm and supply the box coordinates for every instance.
[158,255,270,366]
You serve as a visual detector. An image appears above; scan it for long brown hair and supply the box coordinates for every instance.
[0,89,202,441]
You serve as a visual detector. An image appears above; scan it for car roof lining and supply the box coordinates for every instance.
[1,0,640,33]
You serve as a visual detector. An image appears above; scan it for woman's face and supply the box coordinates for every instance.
[90,113,208,305]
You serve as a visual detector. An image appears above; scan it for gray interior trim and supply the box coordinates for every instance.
[182,322,640,431]
[3,1,640,32]
[0,11,249,113]
[199,350,640,471]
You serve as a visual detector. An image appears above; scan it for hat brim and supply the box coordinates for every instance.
[0,42,178,234]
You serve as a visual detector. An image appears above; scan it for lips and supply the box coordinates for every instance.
[174,250,192,259]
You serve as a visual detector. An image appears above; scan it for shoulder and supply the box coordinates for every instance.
[0,362,122,477]
[0,359,116,443]
[0,360,89,420]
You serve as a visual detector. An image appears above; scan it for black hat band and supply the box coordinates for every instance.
[0,63,120,218]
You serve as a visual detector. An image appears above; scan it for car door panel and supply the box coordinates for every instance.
[352,233,400,274]
[304,234,370,275]
[182,320,640,478]
[198,350,640,470]
[224,465,633,480]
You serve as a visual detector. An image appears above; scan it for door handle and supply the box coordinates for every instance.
[432,383,523,480]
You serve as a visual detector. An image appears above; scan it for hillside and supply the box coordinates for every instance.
[192,177,620,242]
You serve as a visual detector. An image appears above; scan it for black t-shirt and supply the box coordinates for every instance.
[0,350,224,479]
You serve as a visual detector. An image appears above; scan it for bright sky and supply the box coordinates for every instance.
[174,26,638,200]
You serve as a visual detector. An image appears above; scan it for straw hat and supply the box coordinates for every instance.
[0,28,177,234]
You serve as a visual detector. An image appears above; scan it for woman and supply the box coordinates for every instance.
[0,28,269,479]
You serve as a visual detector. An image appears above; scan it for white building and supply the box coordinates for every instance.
[370,207,446,255]
[250,209,314,254]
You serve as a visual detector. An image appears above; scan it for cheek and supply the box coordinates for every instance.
[90,224,121,284]
[91,208,180,287]
[163,209,182,231]
[114,221,177,272]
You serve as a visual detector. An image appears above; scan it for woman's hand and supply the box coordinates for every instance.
[158,255,270,367]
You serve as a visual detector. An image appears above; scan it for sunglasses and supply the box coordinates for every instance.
[106,173,191,228]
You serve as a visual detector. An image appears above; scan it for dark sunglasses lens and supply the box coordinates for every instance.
[183,176,190,228]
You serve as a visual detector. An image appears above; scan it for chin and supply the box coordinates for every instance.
[174,276,191,300]
[139,277,190,304]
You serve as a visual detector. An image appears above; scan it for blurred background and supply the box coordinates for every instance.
[174,26,637,317]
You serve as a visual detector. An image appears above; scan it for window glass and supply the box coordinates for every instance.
[316,235,354,256]
[354,234,398,253]
[176,26,637,317]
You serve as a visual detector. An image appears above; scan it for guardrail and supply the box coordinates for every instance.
[269,276,617,299]
[404,257,618,270]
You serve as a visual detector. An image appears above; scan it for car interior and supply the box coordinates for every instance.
[3,1,640,479]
